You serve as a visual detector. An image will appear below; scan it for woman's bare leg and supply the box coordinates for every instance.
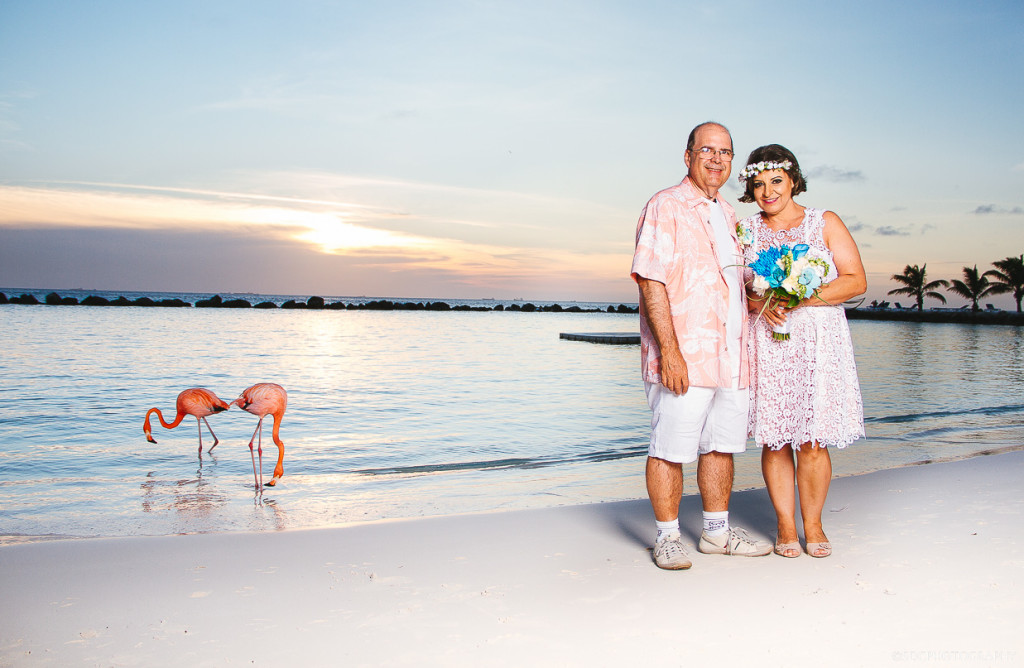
[795,442,832,555]
[761,445,799,555]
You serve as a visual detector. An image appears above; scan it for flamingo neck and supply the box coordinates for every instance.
[270,411,285,446]
[146,407,185,430]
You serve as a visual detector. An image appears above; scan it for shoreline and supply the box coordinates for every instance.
[4,289,1022,324]
[4,445,1023,547]
[845,307,1024,326]
[4,444,1023,546]
[0,289,638,313]
[2,449,1022,666]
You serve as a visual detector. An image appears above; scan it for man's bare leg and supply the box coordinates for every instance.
[696,451,771,556]
[646,456,682,521]
[697,450,733,512]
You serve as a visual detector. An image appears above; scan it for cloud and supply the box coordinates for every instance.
[874,226,911,236]
[0,180,634,300]
[0,183,423,255]
[972,204,1024,215]
[804,165,866,183]
[0,225,629,301]
[231,170,631,254]
[0,175,629,255]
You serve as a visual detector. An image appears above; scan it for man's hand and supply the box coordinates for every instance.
[659,347,689,395]
[638,277,689,395]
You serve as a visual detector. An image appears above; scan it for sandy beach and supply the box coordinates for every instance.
[2,449,1022,667]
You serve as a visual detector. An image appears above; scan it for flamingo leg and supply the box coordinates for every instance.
[257,418,265,489]
[248,441,259,490]
[248,418,264,490]
[203,417,220,452]
[196,417,204,457]
[249,445,259,490]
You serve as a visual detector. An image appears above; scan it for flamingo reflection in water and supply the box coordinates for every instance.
[230,383,288,489]
[143,388,231,455]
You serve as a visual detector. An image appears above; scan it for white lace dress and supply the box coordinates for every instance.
[742,208,865,450]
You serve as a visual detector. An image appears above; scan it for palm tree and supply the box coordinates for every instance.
[946,265,994,312]
[984,254,1024,312]
[888,264,949,311]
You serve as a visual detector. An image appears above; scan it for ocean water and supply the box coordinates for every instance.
[2,296,1023,542]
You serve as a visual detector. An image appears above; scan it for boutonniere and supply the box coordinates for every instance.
[736,222,753,247]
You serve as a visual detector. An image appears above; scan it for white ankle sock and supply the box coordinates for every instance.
[655,519,680,542]
[702,511,729,537]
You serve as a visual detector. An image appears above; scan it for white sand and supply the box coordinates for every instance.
[2,450,1022,667]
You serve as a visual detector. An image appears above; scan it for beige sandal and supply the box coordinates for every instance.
[774,541,802,558]
[806,541,832,558]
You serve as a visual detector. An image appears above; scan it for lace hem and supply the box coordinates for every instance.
[757,434,862,451]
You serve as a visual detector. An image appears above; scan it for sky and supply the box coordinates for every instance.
[1,0,1022,305]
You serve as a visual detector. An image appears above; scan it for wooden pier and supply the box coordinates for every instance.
[559,332,640,344]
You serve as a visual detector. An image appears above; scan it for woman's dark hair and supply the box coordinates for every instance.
[737,144,807,203]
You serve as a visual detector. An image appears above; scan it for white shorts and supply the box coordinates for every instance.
[645,382,749,464]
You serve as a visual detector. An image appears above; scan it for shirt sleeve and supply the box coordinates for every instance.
[631,196,676,285]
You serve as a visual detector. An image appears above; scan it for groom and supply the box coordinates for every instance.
[631,121,771,569]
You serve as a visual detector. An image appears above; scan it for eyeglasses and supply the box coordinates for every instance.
[691,146,734,161]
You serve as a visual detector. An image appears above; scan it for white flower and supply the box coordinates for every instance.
[738,159,794,183]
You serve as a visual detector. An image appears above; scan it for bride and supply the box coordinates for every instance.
[738,144,866,558]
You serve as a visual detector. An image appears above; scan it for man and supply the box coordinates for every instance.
[630,121,771,570]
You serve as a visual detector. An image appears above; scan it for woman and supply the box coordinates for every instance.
[738,144,866,558]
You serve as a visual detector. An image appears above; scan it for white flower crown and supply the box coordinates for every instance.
[738,160,793,183]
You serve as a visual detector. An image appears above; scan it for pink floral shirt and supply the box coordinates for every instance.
[630,177,750,389]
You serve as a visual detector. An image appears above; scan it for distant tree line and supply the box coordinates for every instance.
[0,291,640,315]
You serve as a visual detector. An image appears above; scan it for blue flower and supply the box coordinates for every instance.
[791,244,810,261]
[749,245,788,279]
[799,266,822,291]
[768,265,787,288]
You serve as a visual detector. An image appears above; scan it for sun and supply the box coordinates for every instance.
[245,207,427,253]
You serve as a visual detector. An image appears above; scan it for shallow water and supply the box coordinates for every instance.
[1,301,1022,541]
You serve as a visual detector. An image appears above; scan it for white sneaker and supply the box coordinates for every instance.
[653,532,692,570]
[698,526,772,556]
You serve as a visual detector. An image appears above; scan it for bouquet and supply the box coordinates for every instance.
[747,243,829,341]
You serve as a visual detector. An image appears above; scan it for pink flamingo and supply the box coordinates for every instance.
[230,383,288,488]
[143,388,231,454]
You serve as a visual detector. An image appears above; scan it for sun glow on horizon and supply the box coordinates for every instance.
[0,182,637,299]
[0,183,432,250]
